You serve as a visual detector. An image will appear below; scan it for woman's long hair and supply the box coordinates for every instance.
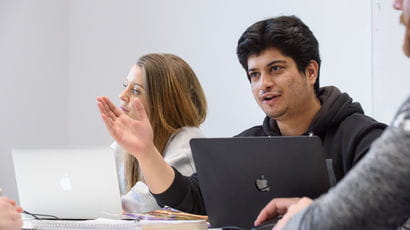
[125,53,207,191]
[403,13,410,57]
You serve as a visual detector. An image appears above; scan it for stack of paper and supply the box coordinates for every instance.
[125,206,208,222]
[140,219,208,230]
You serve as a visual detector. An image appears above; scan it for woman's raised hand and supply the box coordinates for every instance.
[97,96,155,159]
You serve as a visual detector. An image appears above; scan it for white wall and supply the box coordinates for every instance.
[1,0,407,202]
[66,0,373,146]
[372,0,410,123]
[0,0,69,199]
[67,0,141,146]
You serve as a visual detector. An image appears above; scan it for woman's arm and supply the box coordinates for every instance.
[97,96,175,194]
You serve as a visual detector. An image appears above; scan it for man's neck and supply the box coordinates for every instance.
[277,98,321,136]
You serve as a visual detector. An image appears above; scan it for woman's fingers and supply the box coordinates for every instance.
[131,97,148,121]
[102,96,123,118]
[97,97,122,121]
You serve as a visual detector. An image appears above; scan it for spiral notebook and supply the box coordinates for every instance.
[25,218,139,230]
[24,218,208,230]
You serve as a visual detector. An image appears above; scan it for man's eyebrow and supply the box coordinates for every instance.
[266,60,286,66]
[248,60,286,72]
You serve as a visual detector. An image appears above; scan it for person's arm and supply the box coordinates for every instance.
[280,98,410,230]
[97,96,174,194]
[153,169,207,215]
[98,97,206,213]
[0,197,23,230]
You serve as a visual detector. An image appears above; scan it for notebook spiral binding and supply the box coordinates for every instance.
[30,219,139,230]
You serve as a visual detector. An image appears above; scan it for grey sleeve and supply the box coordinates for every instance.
[284,98,410,230]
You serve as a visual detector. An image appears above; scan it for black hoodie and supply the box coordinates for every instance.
[154,86,386,215]
[236,86,387,182]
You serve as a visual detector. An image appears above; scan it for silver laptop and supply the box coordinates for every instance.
[12,147,122,219]
[190,136,330,229]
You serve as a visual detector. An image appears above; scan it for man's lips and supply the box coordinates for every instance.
[260,93,281,102]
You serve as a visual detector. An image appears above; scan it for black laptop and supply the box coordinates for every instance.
[190,136,330,229]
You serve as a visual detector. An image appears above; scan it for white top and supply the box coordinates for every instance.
[111,126,204,213]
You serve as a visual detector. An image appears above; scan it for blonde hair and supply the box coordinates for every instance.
[125,53,207,190]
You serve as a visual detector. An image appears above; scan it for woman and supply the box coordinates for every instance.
[254,0,410,229]
[0,196,22,230]
[99,53,207,213]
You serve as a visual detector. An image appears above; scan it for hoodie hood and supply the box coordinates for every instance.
[262,86,364,137]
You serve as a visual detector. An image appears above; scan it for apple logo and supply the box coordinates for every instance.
[59,174,73,191]
[255,175,270,192]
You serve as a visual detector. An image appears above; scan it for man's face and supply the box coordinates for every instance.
[394,0,410,56]
[247,48,318,121]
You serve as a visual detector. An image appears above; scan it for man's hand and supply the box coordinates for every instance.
[254,197,301,227]
[274,197,313,230]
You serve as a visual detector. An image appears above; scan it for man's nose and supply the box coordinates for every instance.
[260,73,274,90]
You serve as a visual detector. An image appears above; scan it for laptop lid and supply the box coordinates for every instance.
[12,147,122,219]
[190,136,330,229]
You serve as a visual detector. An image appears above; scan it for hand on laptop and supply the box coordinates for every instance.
[97,96,155,158]
[0,196,23,230]
[254,197,312,230]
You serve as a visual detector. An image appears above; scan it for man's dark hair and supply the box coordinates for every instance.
[237,15,321,95]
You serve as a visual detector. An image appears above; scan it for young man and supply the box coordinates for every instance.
[254,1,410,229]
[97,16,386,215]
[235,16,385,183]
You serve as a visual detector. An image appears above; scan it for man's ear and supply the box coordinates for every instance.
[304,60,319,85]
